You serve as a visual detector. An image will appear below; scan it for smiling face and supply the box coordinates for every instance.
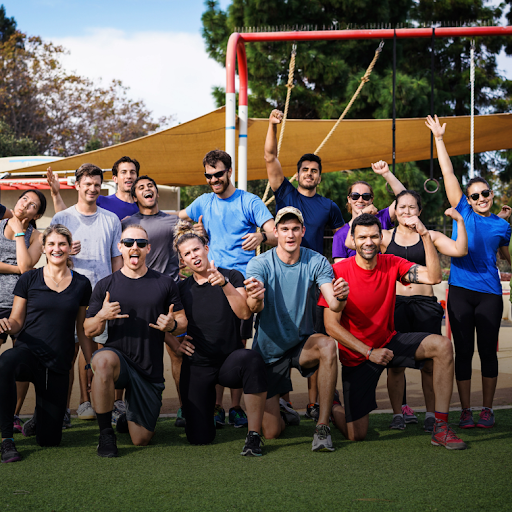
[134,179,159,209]
[43,232,71,266]
[204,164,231,196]
[114,162,138,193]
[14,191,43,222]
[275,217,305,255]
[396,193,422,226]
[76,175,102,205]
[118,227,150,271]
[347,183,373,214]
[178,238,209,273]
[353,224,381,262]
[297,160,321,191]
[467,181,493,215]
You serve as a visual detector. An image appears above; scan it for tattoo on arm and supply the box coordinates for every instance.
[405,264,420,284]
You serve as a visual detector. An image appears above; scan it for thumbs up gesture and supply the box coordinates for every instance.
[99,291,129,321]
[193,215,206,237]
[150,304,177,332]
[207,260,227,287]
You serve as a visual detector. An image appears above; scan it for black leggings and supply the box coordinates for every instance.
[180,349,267,445]
[447,285,502,381]
[0,346,68,445]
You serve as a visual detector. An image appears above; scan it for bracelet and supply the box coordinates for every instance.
[261,232,267,243]
[169,319,178,333]
[220,276,229,288]
[84,363,91,370]
[14,232,25,238]
[436,137,443,141]
[366,348,374,360]
[336,297,347,302]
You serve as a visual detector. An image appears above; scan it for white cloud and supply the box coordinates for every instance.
[53,28,226,125]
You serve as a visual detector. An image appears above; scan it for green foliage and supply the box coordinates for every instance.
[0,4,16,43]
[0,119,38,157]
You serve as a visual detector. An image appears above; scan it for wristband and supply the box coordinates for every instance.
[220,276,229,288]
[169,319,178,333]
[14,232,25,238]
[366,348,373,360]
[436,137,443,141]
[84,363,91,370]
[336,297,347,303]
[261,232,267,243]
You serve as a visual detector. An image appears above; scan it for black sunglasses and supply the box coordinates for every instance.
[204,169,228,180]
[469,189,491,201]
[120,238,149,248]
[349,192,373,201]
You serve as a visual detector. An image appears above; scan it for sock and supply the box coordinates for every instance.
[393,414,404,419]
[425,412,435,420]
[97,411,112,432]
[435,411,449,423]
[248,430,259,436]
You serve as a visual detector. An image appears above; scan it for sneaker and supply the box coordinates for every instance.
[77,401,96,420]
[312,424,335,452]
[214,405,225,428]
[116,413,129,434]
[389,415,406,430]
[305,403,320,421]
[459,408,475,429]
[431,420,467,450]
[333,390,342,407]
[241,431,264,457]
[1,439,21,463]
[174,407,186,428]
[402,404,418,424]
[476,408,495,428]
[229,407,248,428]
[111,400,126,427]
[97,428,118,458]
[62,409,72,430]
[22,412,36,437]
[279,398,300,426]
[424,416,435,433]
[13,415,23,434]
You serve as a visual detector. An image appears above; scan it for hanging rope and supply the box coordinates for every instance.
[425,27,439,193]
[470,40,475,179]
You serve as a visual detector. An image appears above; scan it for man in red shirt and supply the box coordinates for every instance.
[320,213,467,450]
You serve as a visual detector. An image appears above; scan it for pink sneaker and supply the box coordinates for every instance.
[13,416,23,434]
[476,408,495,428]
[401,404,418,424]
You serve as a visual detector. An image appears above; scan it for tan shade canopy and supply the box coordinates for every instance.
[8,107,512,186]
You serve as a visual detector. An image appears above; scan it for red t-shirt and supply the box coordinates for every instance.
[318,254,413,366]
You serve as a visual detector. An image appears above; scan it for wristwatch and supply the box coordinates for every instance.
[261,232,267,243]
[220,276,230,288]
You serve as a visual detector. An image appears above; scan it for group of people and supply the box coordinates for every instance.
[0,112,510,463]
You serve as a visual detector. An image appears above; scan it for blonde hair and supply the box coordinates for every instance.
[121,224,148,238]
[42,224,74,268]
[173,220,209,254]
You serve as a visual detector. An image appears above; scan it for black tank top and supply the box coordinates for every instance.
[386,229,426,266]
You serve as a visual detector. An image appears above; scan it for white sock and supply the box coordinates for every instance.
[425,412,435,420]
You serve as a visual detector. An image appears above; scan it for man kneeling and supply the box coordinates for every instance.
[84,225,187,457]
[321,214,466,450]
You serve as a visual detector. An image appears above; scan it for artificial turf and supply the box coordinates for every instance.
[2,409,511,511]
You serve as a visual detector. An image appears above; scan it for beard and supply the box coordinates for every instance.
[356,244,378,261]
[298,176,319,191]
[209,179,230,195]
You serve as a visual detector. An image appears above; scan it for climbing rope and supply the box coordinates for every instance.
[470,40,475,179]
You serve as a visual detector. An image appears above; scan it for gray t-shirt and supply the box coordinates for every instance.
[52,206,122,288]
[246,247,334,364]
[122,211,179,280]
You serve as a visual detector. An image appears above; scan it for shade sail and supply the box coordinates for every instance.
[7,107,512,186]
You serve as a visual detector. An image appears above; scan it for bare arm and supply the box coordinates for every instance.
[84,291,129,338]
[10,219,43,273]
[111,256,123,273]
[178,209,193,222]
[430,208,468,258]
[0,262,20,274]
[244,277,265,314]
[319,278,349,313]
[264,109,285,192]
[498,245,511,265]
[371,161,406,220]
[0,296,27,335]
[241,219,277,251]
[46,167,68,213]
[2,208,12,219]
[76,306,95,363]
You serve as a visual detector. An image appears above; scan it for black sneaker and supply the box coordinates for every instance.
[389,415,406,430]
[116,413,129,434]
[22,411,37,437]
[97,428,118,458]
[241,431,264,457]
[1,439,21,463]
[305,403,320,421]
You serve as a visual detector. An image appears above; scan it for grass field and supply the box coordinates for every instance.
[3,409,512,511]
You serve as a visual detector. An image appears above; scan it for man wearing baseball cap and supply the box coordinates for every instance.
[244,207,348,451]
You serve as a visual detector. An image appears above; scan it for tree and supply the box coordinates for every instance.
[0,120,37,157]
[0,5,16,43]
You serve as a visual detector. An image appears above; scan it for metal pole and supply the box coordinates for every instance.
[392,29,396,174]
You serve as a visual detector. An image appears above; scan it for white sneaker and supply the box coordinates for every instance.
[111,400,126,426]
[77,401,96,420]
[279,398,300,426]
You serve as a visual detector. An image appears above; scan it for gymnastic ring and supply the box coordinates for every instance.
[424,178,440,194]
[385,182,393,194]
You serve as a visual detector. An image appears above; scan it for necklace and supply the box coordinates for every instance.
[45,268,69,288]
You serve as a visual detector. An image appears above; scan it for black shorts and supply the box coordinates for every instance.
[266,338,319,400]
[342,331,430,423]
[240,314,254,340]
[394,295,444,335]
[92,347,164,432]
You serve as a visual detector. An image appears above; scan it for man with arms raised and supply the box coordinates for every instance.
[245,207,348,451]
[321,213,467,450]
[85,225,187,457]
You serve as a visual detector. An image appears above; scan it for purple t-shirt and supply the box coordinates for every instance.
[97,194,139,221]
[332,208,392,259]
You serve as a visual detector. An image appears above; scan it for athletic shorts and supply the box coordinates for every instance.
[75,323,108,345]
[91,347,164,432]
[240,314,254,340]
[342,331,430,423]
[266,338,319,400]
[394,295,444,335]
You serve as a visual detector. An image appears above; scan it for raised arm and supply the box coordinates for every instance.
[84,291,129,338]
[425,115,462,207]
[46,167,68,213]
[264,109,285,191]
[430,208,468,258]
[371,161,406,221]
[9,215,42,273]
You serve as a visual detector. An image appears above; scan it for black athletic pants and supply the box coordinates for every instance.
[0,346,68,445]
[180,349,267,445]
[447,285,502,381]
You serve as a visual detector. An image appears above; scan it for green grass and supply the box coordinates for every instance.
[3,410,512,511]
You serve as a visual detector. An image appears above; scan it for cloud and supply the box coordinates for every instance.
[53,28,227,125]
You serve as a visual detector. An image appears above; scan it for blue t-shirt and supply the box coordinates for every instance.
[449,196,511,295]
[186,189,273,276]
[246,247,334,363]
[97,194,139,221]
[274,179,344,254]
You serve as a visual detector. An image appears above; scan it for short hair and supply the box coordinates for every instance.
[17,189,47,229]
[465,176,490,196]
[351,213,382,237]
[75,163,103,184]
[121,224,148,238]
[297,153,322,175]
[203,150,231,171]
[42,224,73,268]
[396,190,422,212]
[346,181,374,214]
[112,156,140,177]
[130,175,159,199]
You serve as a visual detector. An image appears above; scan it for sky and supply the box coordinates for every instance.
[4,0,512,127]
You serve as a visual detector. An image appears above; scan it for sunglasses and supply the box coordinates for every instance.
[204,169,228,180]
[120,238,149,248]
[349,192,373,201]
[469,189,491,201]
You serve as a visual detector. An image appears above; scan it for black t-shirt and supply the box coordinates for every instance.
[0,203,6,219]
[86,268,183,383]
[178,268,244,367]
[14,268,92,374]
